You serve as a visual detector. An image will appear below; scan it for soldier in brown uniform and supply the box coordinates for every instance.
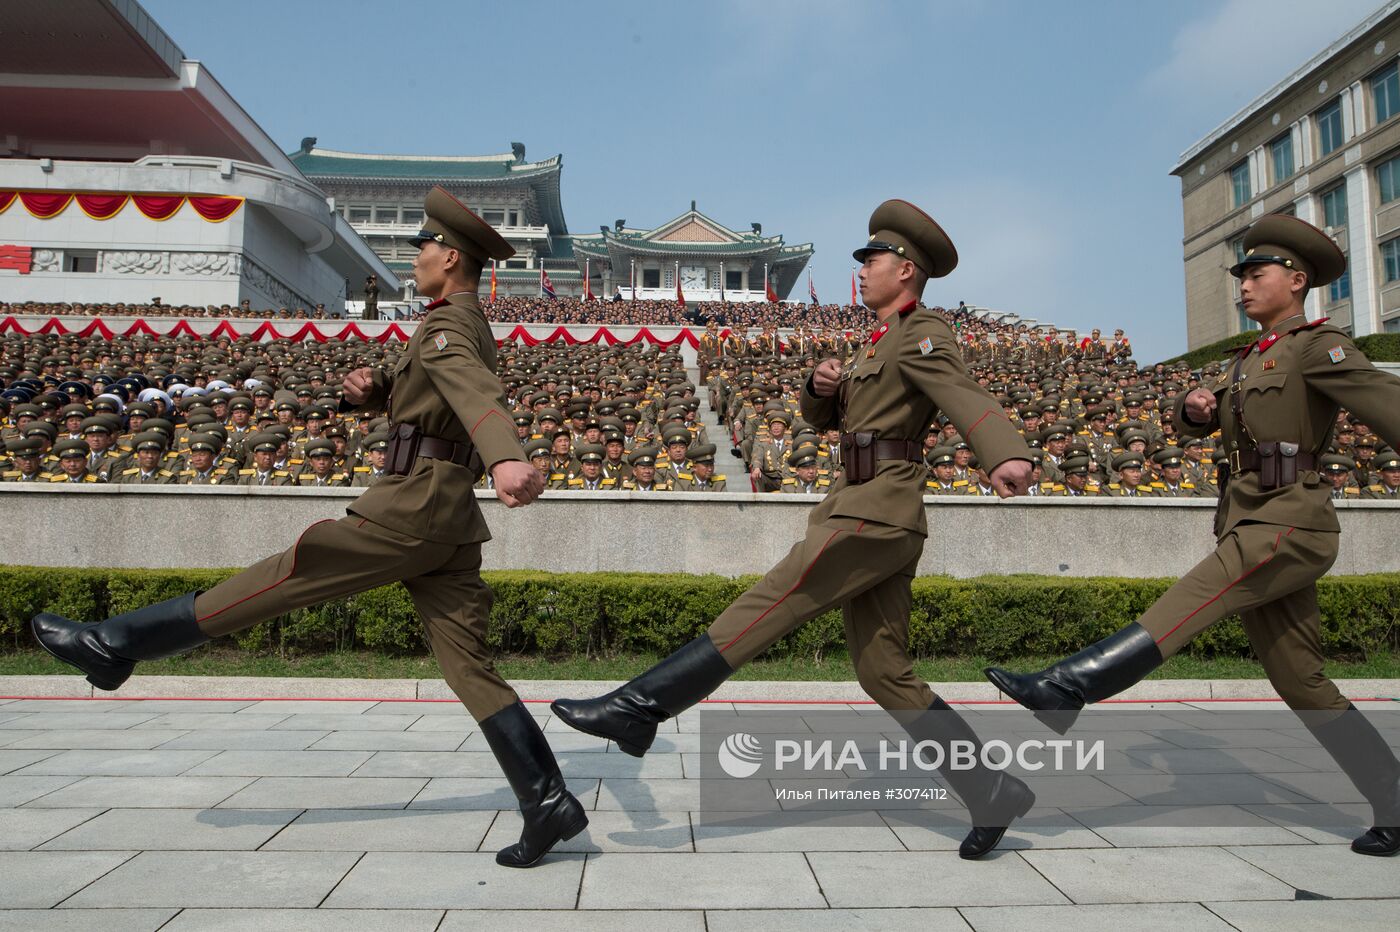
[987,215,1400,856]
[32,187,586,869]
[553,200,1037,859]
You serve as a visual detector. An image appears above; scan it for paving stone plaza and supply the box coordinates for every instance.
[1,685,1397,930]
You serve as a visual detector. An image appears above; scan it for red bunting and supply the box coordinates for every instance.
[187,196,243,222]
[75,194,128,220]
[0,191,15,214]
[19,192,73,219]
[131,195,184,221]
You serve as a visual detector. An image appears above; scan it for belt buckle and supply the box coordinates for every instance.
[1228,450,1242,472]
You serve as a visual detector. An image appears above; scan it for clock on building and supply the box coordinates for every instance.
[680,265,708,291]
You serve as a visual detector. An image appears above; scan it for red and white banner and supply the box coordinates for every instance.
[0,191,243,223]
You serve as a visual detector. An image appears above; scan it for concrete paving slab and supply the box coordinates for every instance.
[693,809,903,852]
[596,777,781,812]
[308,730,467,751]
[160,909,443,931]
[1226,843,1400,898]
[578,852,825,909]
[187,750,372,777]
[882,809,1111,851]
[61,850,361,908]
[1202,899,1400,931]
[407,777,599,811]
[215,776,427,810]
[0,850,135,907]
[133,713,290,730]
[0,749,60,774]
[0,909,177,931]
[808,851,1069,907]
[270,714,420,732]
[3,730,191,750]
[262,807,496,852]
[959,903,1230,931]
[1097,771,1318,807]
[0,713,162,730]
[0,808,103,850]
[14,749,219,777]
[707,907,972,932]
[237,700,382,714]
[38,807,300,851]
[440,910,705,932]
[1018,846,1297,903]
[0,775,83,807]
[322,851,585,909]
[157,730,328,751]
[1068,804,1314,847]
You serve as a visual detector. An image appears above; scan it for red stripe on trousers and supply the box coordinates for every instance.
[719,520,865,654]
[1155,527,1294,645]
[196,519,335,624]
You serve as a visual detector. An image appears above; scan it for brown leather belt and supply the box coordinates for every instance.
[839,432,923,484]
[385,422,473,475]
[1228,449,1317,473]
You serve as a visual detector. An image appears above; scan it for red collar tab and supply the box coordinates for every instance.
[897,300,918,317]
[870,322,890,345]
[1256,331,1281,353]
[425,299,449,310]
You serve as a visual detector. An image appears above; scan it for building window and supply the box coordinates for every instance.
[1378,153,1400,204]
[1321,183,1348,228]
[1317,100,1345,156]
[1329,267,1351,303]
[1385,317,1400,332]
[66,251,97,273]
[1236,303,1260,333]
[504,259,526,269]
[1231,236,1246,265]
[642,268,661,289]
[1374,63,1400,124]
[401,208,423,226]
[372,206,399,224]
[482,210,505,226]
[663,267,675,288]
[348,206,372,223]
[1383,238,1400,283]
[1229,161,1251,207]
[710,270,721,289]
[1270,134,1294,184]
[725,270,743,291]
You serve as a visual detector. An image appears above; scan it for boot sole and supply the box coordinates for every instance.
[29,617,130,692]
[496,812,590,869]
[549,701,651,757]
[960,785,1038,860]
[984,668,1081,736]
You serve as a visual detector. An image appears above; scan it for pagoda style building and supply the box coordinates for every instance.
[290,140,580,299]
[571,203,813,302]
[290,141,814,302]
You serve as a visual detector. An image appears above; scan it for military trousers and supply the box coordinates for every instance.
[705,516,934,710]
[193,515,516,720]
[1136,521,1346,711]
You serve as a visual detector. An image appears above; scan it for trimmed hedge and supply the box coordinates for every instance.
[2,568,1397,663]
[1159,331,1400,371]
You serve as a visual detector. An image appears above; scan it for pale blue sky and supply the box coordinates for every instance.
[145,0,1383,360]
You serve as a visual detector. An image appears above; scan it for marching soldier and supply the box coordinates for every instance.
[987,214,1400,856]
[32,186,585,870]
[553,199,1037,860]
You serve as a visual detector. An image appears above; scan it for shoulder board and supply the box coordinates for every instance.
[567,478,583,486]
[782,477,796,484]
[157,470,172,477]
[1345,487,1360,494]
[549,473,565,480]
[1287,316,1330,334]
[677,472,693,480]
[122,468,139,475]
[354,466,370,472]
[714,475,726,481]
[239,469,255,475]
[84,474,98,482]
[273,470,288,477]
[47,474,67,482]
[601,478,617,486]
[1040,481,1055,489]
[1150,481,1165,488]
[1183,482,1195,488]
[332,473,346,480]
[817,479,831,486]
[289,458,303,465]
[1108,483,1121,490]
[179,470,194,476]
[1368,484,1384,491]
[952,479,967,487]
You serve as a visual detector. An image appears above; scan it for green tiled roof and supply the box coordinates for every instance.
[289,148,561,182]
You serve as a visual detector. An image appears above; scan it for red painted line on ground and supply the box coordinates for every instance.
[1,694,1393,704]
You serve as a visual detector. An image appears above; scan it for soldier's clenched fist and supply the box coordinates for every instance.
[1183,387,1218,425]
[811,358,843,398]
[493,460,545,507]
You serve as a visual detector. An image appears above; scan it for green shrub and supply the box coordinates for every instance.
[1159,330,1400,370]
[2,567,1395,662]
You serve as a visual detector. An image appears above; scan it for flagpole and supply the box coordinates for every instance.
[764,262,769,303]
[630,258,636,301]
[585,257,590,301]
[719,259,724,303]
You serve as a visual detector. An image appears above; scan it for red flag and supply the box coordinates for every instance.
[540,267,556,299]
[851,271,858,305]
[489,262,497,303]
[808,275,819,305]
[765,274,778,304]
[676,269,686,308]
[583,258,594,301]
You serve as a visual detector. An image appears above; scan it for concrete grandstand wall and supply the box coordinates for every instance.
[3,486,1395,578]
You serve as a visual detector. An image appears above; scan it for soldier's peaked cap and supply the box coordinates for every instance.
[408,186,515,267]
[852,199,958,278]
[1229,214,1345,287]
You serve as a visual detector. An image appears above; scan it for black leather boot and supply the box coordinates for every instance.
[30,592,208,691]
[1303,704,1400,856]
[479,701,589,868]
[983,622,1162,734]
[901,697,1036,859]
[551,634,732,756]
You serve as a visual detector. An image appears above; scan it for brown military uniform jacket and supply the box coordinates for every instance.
[1175,314,1400,537]
[799,304,1030,535]
[674,472,727,491]
[346,292,525,544]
